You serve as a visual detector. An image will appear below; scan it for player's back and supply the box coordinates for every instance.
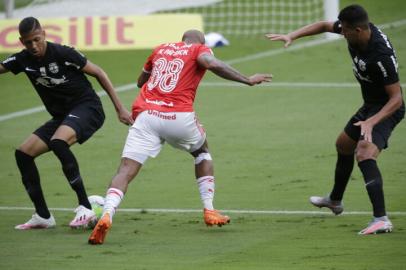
[133,42,212,116]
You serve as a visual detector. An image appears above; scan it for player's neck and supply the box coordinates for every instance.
[357,29,371,52]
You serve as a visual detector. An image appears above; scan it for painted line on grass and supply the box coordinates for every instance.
[2,18,406,123]
[0,83,138,122]
[1,206,406,216]
[3,81,406,123]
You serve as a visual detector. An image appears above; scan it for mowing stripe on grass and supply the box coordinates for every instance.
[1,18,406,123]
[1,206,405,216]
[2,81,406,122]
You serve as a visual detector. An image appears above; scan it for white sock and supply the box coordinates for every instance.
[196,176,215,210]
[103,188,124,221]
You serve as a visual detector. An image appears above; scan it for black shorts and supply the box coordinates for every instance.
[34,100,105,145]
[344,103,405,150]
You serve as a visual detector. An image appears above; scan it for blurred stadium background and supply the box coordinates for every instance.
[0,0,405,269]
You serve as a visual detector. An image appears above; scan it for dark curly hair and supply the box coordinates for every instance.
[19,17,42,36]
[338,5,369,29]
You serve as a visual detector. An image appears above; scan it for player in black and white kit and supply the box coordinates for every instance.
[266,5,404,234]
[0,17,133,230]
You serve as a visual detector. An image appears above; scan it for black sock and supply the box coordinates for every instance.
[49,139,91,209]
[15,150,51,219]
[330,153,354,201]
[358,159,386,217]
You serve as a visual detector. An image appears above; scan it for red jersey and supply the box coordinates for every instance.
[132,42,212,119]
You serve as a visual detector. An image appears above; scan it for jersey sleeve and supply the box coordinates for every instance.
[1,54,23,74]
[371,55,399,85]
[61,46,88,70]
[197,45,213,58]
[332,20,342,34]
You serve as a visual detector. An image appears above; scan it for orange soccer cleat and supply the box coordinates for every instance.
[88,213,111,245]
[204,208,230,227]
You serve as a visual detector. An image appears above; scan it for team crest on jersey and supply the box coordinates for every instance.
[48,62,59,74]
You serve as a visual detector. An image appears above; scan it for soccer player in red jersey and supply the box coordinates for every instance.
[89,29,272,244]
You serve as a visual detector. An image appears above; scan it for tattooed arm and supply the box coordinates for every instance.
[197,53,272,86]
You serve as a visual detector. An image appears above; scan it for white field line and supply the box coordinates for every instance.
[0,206,406,216]
[1,19,406,123]
[0,81,360,122]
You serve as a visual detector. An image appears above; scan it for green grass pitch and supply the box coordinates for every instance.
[0,0,406,269]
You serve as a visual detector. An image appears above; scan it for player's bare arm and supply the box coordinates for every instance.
[82,60,134,125]
[0,63,9,74]
[197,53,272,85]
[137,70,151,88]
[354,82,403,142]
[266,21,336,47]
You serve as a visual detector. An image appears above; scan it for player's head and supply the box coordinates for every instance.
[182,29,205,45]
[19,17,47,58]
[338,5,370,47]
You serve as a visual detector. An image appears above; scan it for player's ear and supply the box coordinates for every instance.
[355,26,363,33]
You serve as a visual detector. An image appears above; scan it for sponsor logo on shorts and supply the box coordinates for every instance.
[147,110,176,120]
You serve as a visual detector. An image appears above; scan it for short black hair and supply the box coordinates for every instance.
[19,17,42,36]
[338,4,369,29]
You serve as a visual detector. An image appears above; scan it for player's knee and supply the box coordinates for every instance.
[336,137,355,155]
[14,149,34,163]
[48,139,69,155]
[355,141,375,162]
[15,149,34,169]
[194,152,212,165]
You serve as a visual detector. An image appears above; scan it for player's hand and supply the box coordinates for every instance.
[248,74,273,85]
[353,120,374,143]
[265,33,293,48]
[117,108,134,126]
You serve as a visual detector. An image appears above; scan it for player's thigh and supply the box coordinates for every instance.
[18,133,49,157]
[122,111,163,164]
[369,112,403,151]
[343,106,367,144]
[51,125,77,145]
[32,118,62,148]
[60,101,105,144]
[163,112,206,153]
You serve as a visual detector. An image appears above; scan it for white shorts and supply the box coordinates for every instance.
[122,110,206,164]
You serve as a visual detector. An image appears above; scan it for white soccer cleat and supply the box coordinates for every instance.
[309,195,344,215]
[15,213,56,230]
[358,217,393,235]
[69,205,97,229]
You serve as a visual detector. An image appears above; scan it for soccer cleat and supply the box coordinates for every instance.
[88,213,112,245]
[309,195,344,215]
[15,213,56,230]
[358,217,393,235]
[69,205,97,229]
[204,208,230,227]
